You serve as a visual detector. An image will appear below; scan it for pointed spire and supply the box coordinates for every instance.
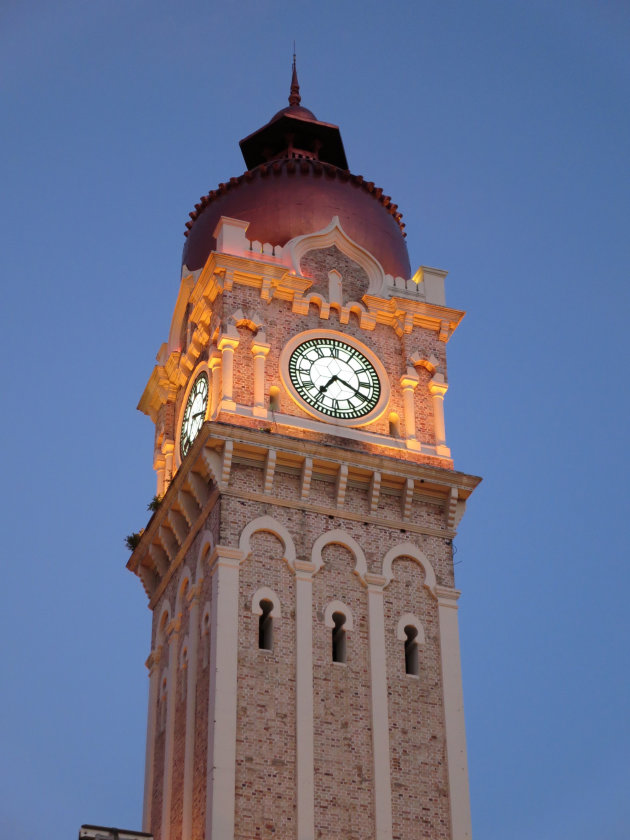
[289,48,301,107]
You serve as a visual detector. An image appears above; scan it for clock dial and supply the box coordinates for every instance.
[288,337,381,420]
[180,372,209,458]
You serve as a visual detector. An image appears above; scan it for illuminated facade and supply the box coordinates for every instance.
[128,63,480,840]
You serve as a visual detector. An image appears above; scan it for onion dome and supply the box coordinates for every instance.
[183,60,411,279]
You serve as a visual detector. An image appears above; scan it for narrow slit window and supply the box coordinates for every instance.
[404,625,419,676]
[332,612,347,663]
[269,386,280,412]
[258,599,273,650]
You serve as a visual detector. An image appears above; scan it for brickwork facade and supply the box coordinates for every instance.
[131,183,479,840]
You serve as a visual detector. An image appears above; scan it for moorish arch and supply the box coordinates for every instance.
[238,514,297,570]
[310,529,368,579]
[381,542,438,595]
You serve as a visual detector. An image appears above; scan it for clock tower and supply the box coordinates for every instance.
[128,62,481,840]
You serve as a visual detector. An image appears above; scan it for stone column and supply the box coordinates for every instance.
[428,374,451,457]
[142,646,162,833]
[205,546,243,840]
[294,560,317,840]
[162,440,175,492]
[208,352,222,419]
[251,338,271,418]
[182,583,201,840]
[365,573,393,840]
[217,333,240,411]
[161,618,180,840]
[435,585,472,840]
[154,453,166,498]
[399,370,420,452]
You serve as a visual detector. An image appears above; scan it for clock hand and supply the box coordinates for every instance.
[193,411,205,419]
[336,379,367,399]
[319,374,338,393]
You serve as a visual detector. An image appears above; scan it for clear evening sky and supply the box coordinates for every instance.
[1,2,628,838]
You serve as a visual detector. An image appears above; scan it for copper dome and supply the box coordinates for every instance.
[182,65,411,279]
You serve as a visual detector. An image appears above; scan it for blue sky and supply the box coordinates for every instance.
[1,2,628,839]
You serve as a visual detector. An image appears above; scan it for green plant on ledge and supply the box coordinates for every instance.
[125,530,144,552]
[147,494,163,512]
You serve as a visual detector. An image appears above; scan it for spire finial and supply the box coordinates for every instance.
[289,45,301,107]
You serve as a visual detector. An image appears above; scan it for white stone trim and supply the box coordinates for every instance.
[205,546,243,840]
[167,272,196,354]
[381,542,437,594]
[142,647,161,833]
[366,583,393,840]
[295,565,316,840]
[181,575,202,840]
[436,586,472,840]
[284,215,387,295]
[156,603,172,644]
[175,565,193,612]
[310,529,368,579]
[238,514,297,570]
[215,401,451,459]
[217,332,239,410]
[323,600,354,631]
[395,613,426,644]
[251,586,282,618]
[161,618,180,840]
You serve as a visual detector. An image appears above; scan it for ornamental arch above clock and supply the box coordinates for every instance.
[279,330,390,426]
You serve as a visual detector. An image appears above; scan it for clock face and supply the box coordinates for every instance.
[180,372,209,459]
[288,337,381,420]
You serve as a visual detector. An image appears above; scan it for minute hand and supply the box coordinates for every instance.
[337,379,367,399]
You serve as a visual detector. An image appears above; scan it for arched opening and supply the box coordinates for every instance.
[269,386,280,412]
[258,599,273,651]
[404,625,419,676]
[332,612,347,664]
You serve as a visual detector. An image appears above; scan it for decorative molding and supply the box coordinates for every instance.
[300,457,313,501]
[285,215,386,296]
[311,529,368,581]
[251,586,282,618]
[263,449,277,494]
[369,471,381,513]
[177,489,201,528]
[381,542,437,594]
[323,600,354,631]
[401,478,414,520]
[238,515,297,571]
[168,509,189,546]
[396,613,426,644]
[335,464,348,507]
[187,471,210,508]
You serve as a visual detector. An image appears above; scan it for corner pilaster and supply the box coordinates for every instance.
[205,546,243,840]
[435,585,472,840]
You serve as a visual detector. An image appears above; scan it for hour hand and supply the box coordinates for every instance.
[319,374,338,393]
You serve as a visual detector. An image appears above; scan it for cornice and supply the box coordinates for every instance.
[127,420,481,606]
